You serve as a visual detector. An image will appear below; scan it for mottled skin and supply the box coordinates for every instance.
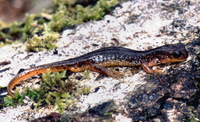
[7,43,188,98]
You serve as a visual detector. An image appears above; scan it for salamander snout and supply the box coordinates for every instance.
[171,49,188,60]
[159,43,188,64]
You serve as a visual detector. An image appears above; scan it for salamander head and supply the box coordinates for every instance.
[157,43,188,64]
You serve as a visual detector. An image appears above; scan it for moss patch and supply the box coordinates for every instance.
[3,70,91,114]
[0,0,120,51]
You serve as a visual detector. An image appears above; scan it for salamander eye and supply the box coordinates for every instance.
[172,51,181,58]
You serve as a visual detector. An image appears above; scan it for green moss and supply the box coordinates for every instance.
[25,24,59,52]
[0,0,120,50]
[52,0,77,6]
[3,96,16,107]
[83,70,91,79]
[48,0,120,31]
[4,70,91,114]
[77,87,91,95]
[38,71,91,113]
[3,90,26,107]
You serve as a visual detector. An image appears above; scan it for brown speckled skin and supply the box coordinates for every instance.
[7,43,188,97]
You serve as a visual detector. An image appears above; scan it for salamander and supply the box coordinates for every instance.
[7,43,188,98]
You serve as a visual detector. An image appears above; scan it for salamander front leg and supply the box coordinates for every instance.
[141,62,163,74]
[90,64,124,78]
[141,63,154,74]
[141,62,164,83]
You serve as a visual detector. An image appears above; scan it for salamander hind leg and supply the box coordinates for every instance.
[90,64,124,78]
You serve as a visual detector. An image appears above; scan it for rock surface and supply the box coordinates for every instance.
[0,0,200,121]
